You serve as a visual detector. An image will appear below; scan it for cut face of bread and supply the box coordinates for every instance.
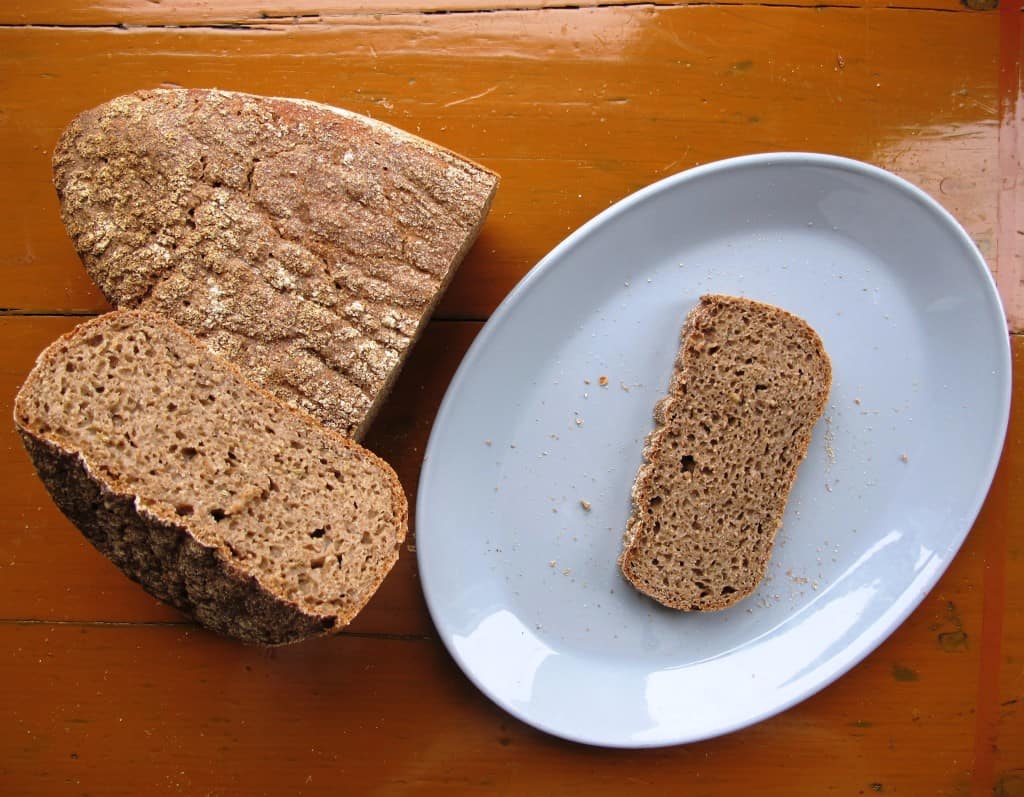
[53,88,499,439]
[620,294,832,611]
[14,311,408,645]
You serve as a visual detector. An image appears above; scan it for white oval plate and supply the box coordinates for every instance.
[416,153,1011,748]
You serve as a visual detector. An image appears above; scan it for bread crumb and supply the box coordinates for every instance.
[562,568,571,576]
[484,439,492,446]
[598,376,609,387]
[854,397,861,405]
[549,560,556,568]
[824,416,836,465]
[901,453,909,463]
[583,379,591,385]
[575,417,584,427]
[580,499,592,511]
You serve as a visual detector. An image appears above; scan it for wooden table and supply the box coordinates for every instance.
[2,1,1022,793]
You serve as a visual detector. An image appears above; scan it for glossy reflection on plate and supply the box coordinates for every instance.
[416,153,1011,747]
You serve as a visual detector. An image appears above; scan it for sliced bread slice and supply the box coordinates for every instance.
[53,88,499,439]
[14,310,408,645]
[620,294,832,611]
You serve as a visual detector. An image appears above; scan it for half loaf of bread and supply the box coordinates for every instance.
[14,311,408,645]
[620,294,831,611]
[53,88,499,439]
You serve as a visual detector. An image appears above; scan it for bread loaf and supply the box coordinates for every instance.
[53,88,499,439]
[14,311,408,645]
[620,294,831,611]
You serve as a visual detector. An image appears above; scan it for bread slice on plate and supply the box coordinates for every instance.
[14,310,408,645]
[620,294,832,611]
[53,88,499,439]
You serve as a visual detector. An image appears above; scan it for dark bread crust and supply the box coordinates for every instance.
[53,88,499,439]
[14,311,409,646]
[620,294,832,611]
[17,432,332,645]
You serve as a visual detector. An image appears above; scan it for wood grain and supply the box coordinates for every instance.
[0,6,1006,321]
[0,600,987,796]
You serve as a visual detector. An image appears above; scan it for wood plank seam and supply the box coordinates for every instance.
[995,0,1023,331]
[0,0,995,31]
[0,618,435,642]
[0,309,99,317]
[973,4,1020,756]
[416,2,987,15]
[0,22,279,31]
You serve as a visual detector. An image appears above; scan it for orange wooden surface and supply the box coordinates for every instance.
[1,0,1021,794]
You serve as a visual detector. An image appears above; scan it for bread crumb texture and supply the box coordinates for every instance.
[620,294,832,611]
[14,311,408,645]
[53,89,499,439]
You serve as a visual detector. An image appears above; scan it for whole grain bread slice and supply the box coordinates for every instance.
[53,88,499,439]
[620,294,832,611]
[14,310,408,645]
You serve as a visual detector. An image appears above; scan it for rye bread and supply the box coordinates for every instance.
[14,310,408,645]
[53,88,499,439]
[620,294,832,611]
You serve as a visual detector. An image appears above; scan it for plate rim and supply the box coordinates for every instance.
[415,151,1013,748]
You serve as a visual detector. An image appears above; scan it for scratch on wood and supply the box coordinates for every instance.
[444,85,498,108]
[661,146,691,174]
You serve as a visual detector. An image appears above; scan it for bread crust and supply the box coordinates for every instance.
[53,88,499,439]
[620,294,832,611]
[14,311,409,646]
